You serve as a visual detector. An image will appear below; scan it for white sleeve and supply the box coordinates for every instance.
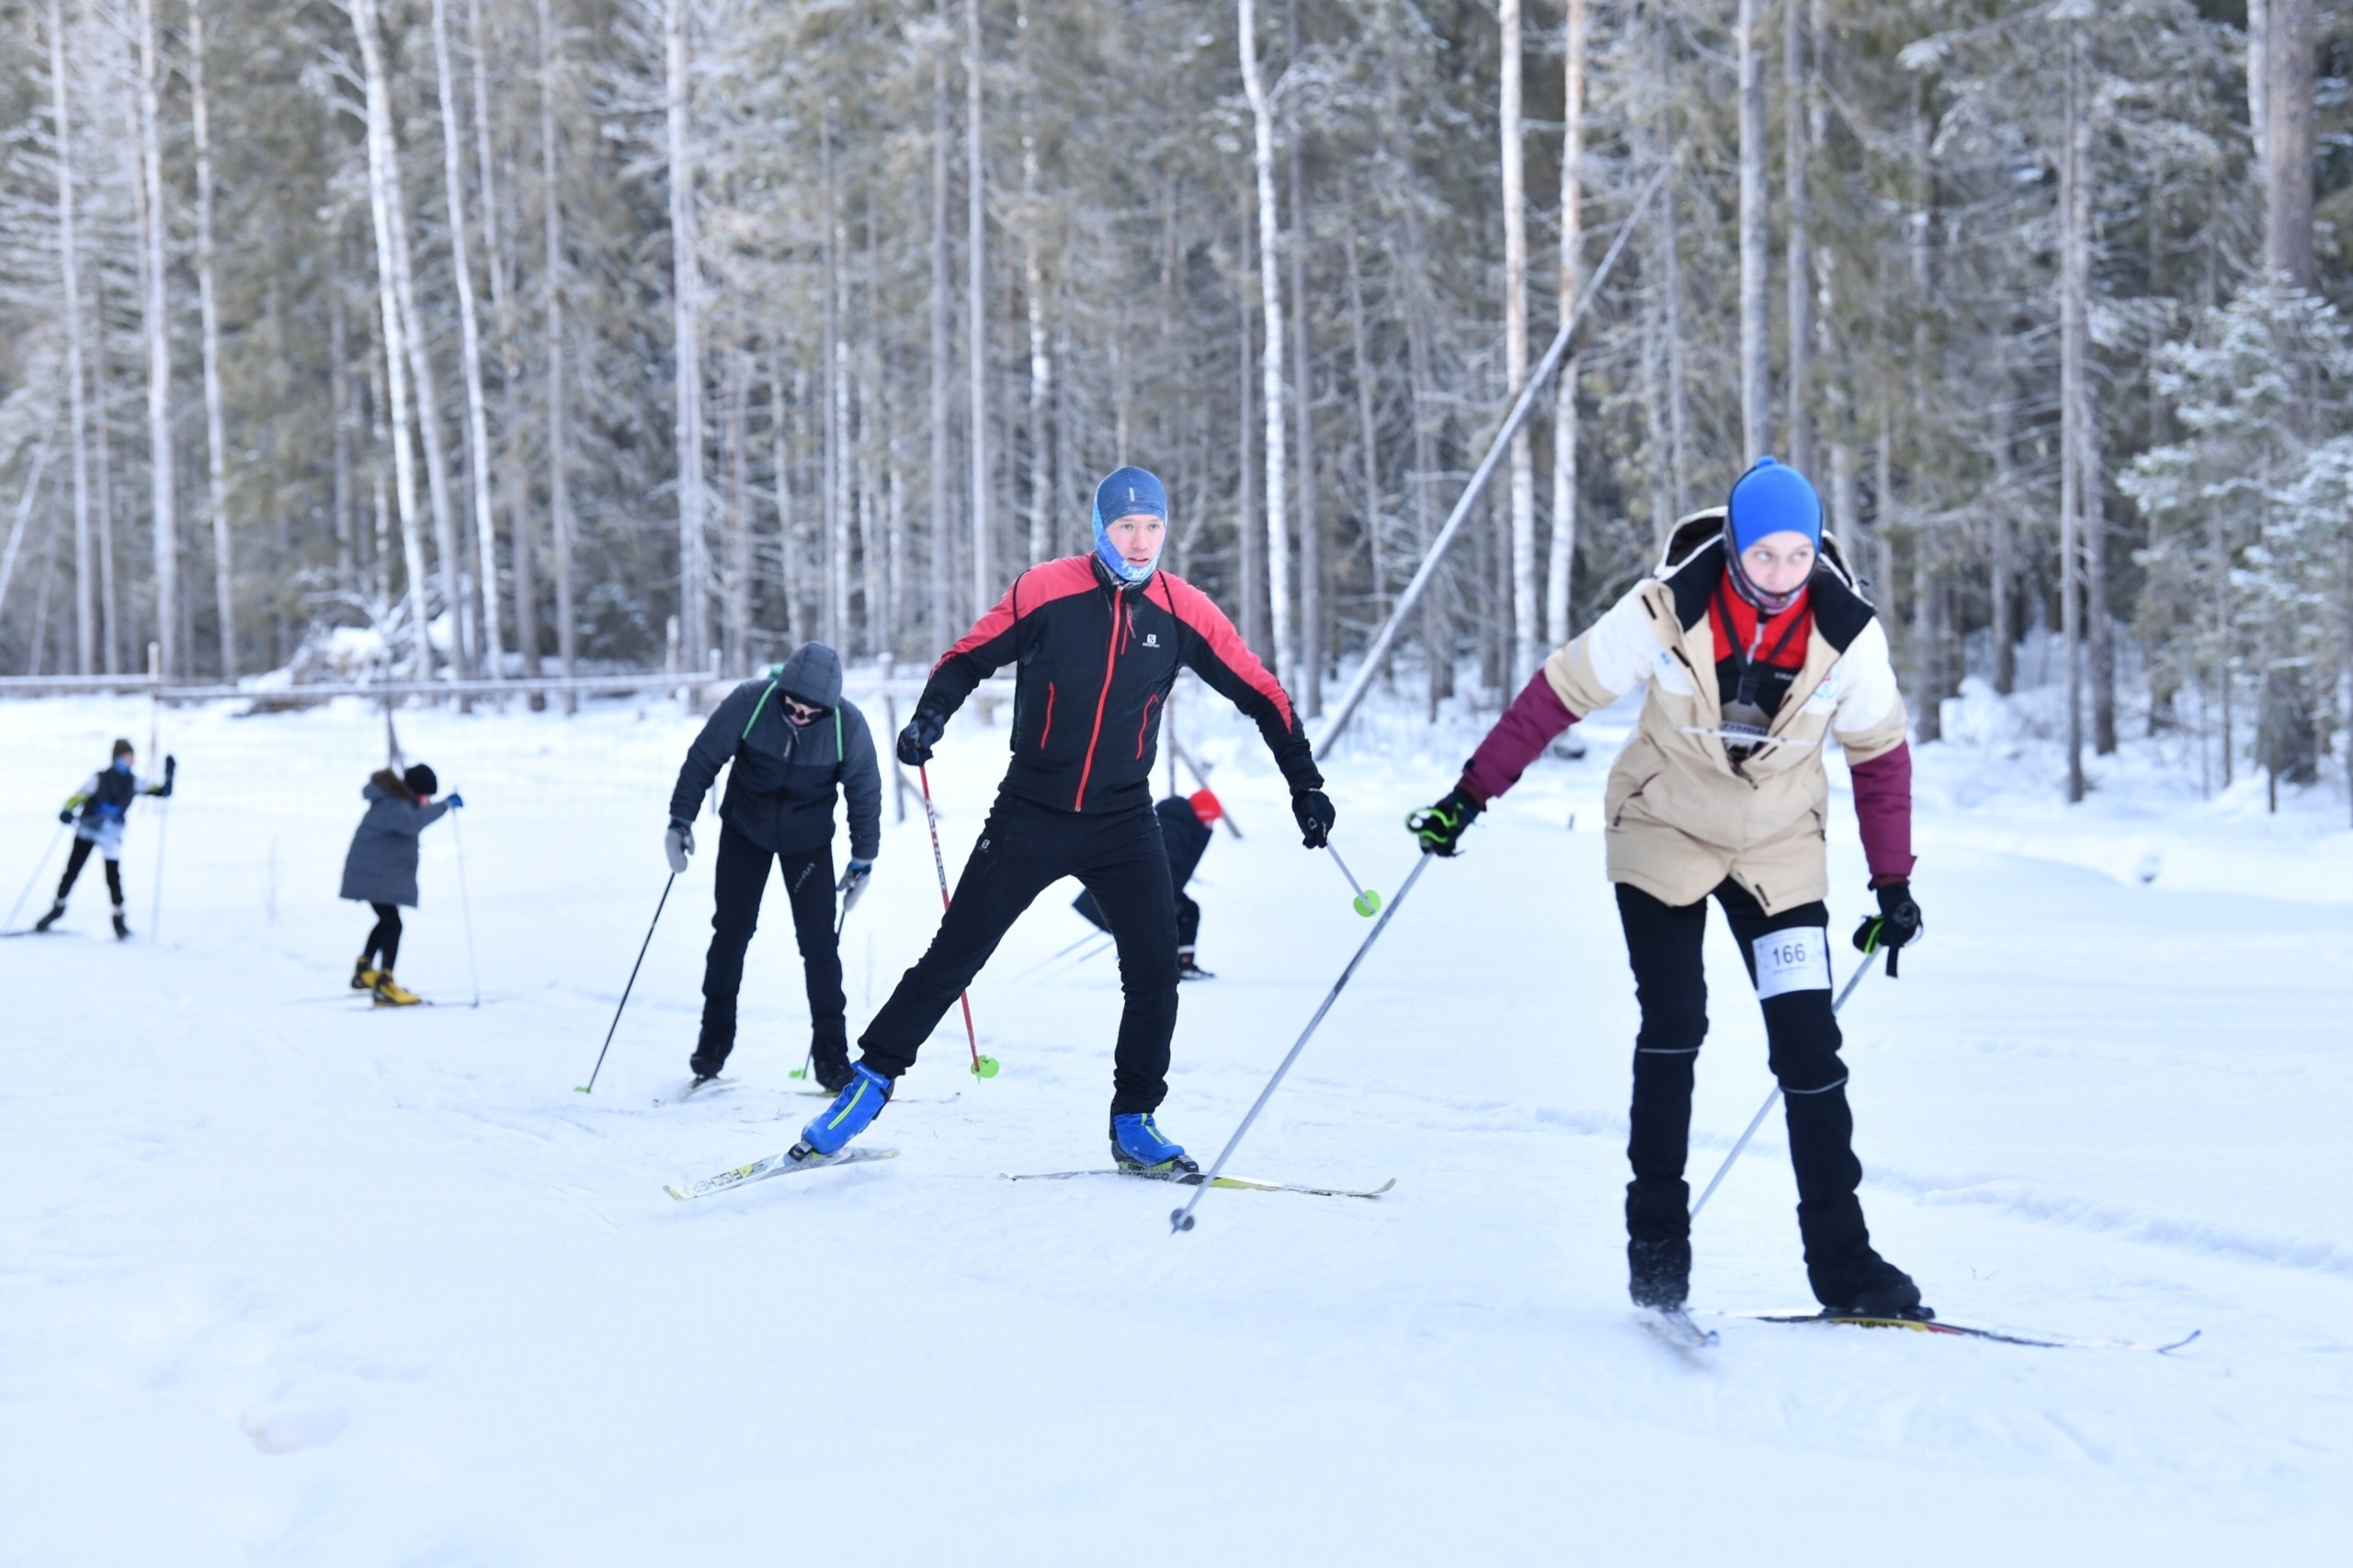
[1549,582,1666,713]
[1829,619,1904,739]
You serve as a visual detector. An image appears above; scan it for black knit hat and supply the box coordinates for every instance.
[403,763,438,799]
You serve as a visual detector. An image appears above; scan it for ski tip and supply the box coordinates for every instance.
[2159,1329,2204,1355]
[662,1185,688,1200]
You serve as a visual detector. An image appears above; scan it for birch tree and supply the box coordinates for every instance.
[1239,0,1290,684]
[48,0,94,674]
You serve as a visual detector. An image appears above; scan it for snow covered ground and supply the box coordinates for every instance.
[4,679,2349,1564]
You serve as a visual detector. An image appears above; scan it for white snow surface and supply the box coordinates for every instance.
[4,682,2349,1563]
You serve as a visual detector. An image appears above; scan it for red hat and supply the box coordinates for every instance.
[1188,788,1223,826]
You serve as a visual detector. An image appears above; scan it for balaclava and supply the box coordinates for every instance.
[1722,456,1824,615]
[1092,466,1169,585]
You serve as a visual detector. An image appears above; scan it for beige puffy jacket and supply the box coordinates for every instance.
[1544,514,1909,914]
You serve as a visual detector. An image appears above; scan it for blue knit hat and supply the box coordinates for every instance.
[1726,457,1823,553]
[1092,466,1168,585]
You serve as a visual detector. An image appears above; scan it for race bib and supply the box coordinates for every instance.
[1752,927,1831,999]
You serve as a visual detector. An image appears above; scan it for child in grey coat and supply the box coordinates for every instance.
[340,762,459,1005]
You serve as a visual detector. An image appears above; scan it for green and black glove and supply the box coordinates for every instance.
[1851,880,1923,976]
[1405,788,1483,858]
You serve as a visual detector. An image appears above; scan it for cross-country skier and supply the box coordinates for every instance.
[665,641,881,1090]
[340,763,460,1006]
[35,738,175,938]
[1072,788,1223,979]
[1407,457,1929,1320]
[799,466,1333,1173]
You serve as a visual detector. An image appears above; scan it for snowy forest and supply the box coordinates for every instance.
[0,0,2347,800]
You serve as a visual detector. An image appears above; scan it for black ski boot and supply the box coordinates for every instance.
[1176,947,1215,982]
[1626,1177,1692,1310]
[33,900,64,933]
[811,1051,853,1096]
[111,906,130,940]
[1809,1233,1929,1320]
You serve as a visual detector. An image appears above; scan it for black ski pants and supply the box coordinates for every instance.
[362,903,403,970]
[56,835,124,908]
[1616,878,1875,1295]
[860,791,1178,1115]
[697,823,846,1071]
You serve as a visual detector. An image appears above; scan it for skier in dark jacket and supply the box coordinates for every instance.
[798,465,1335,1174]
[667,641,881,1088]
[1072,788,1222,979]
[36,737,174,939]
[340,762,459,1006]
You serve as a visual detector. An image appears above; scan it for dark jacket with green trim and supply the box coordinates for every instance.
[669,642,882,860]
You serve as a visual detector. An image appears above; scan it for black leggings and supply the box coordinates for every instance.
[362,903,403,971]
[862,791,1177,1115]
[57,836,125,907]
[696,823,846,1071]
[1616,878,1874,1290]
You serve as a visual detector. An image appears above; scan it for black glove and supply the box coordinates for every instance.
[59,808,75,826]
[1405,788,1482,857]
[665,818,695,875]
[897,706,947,767]
[1290,789,1336,848]
[837,860,873,916]
[1852,880,1923,976]
[155,754,176,798]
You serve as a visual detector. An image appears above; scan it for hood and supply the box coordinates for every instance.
[774,642,844,709]
[369,767,418,804]
[1656,507,1857,591]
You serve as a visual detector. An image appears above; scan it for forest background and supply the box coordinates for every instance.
[0,0,2348,804]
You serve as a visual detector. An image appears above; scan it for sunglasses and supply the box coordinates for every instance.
[783,696,825,722]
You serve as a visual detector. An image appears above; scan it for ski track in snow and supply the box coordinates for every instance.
[3,690,2350,1562]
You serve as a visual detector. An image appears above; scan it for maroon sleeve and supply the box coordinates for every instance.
[1458,671,1580,805]
[1848,742,1916,884]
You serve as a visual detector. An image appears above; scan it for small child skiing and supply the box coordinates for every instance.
[36,738,175,938]
[339,762,460,1006]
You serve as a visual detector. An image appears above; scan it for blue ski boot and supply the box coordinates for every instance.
[1110,1113,1199,1176]
[799,1062,892,1157]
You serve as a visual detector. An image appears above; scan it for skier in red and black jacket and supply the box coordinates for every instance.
[799,465,1336,1174]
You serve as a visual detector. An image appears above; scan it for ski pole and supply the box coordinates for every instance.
[1017,928,1103,980]
[3,823,67,931]
[149,794,169,942]
[1688,949,1886,1222]
[449,805,482,1008]
[1323,842,1381,917]
[919,764,998,1079]
[1171,849,1434,1234]
[575,872,676,1094]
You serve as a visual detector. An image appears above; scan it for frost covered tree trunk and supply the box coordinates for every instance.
[929,17,954,650]
[357,0,470,679]
[134,0,176,676]
[1547,0,1585,649]
[1236,183,1261,653]
[1021,108,1052,567]
[2060,21,2087,803]
[1736,0,1769,461]
[535,0,574,700]
[822,111,847,649]
[93,241,119,673]
[2249,0,2268,176]
[724,349,749,673]
[1239,0,1291,687]
[967,0,990,616]
[191,0,235,679]
[48,0,92,675]
[1287,0,1320,713]
[1499,0,1537,689]
[665,0,708,675]
[1654,9,1688,515]
[1345,222,1386,627]
[330,270,357,595]
[1783,0,1812,478]
[471,0,535,686]
[1991,337,2018,697]
[2266,0,2313,291]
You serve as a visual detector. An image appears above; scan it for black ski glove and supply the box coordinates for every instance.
[1290,789,1336,848]
[59,807,74,825]
[1406,789,1482,857]
[1852,880,1923,976]
[897,706,947,767]
[155,754,176,798]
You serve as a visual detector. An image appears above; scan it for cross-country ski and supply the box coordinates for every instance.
[664,1144,900,1201]
[1004,1169,1395,1199]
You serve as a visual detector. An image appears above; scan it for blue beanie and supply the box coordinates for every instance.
[1726,457,1823,553]
[1092,466,1168,584]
